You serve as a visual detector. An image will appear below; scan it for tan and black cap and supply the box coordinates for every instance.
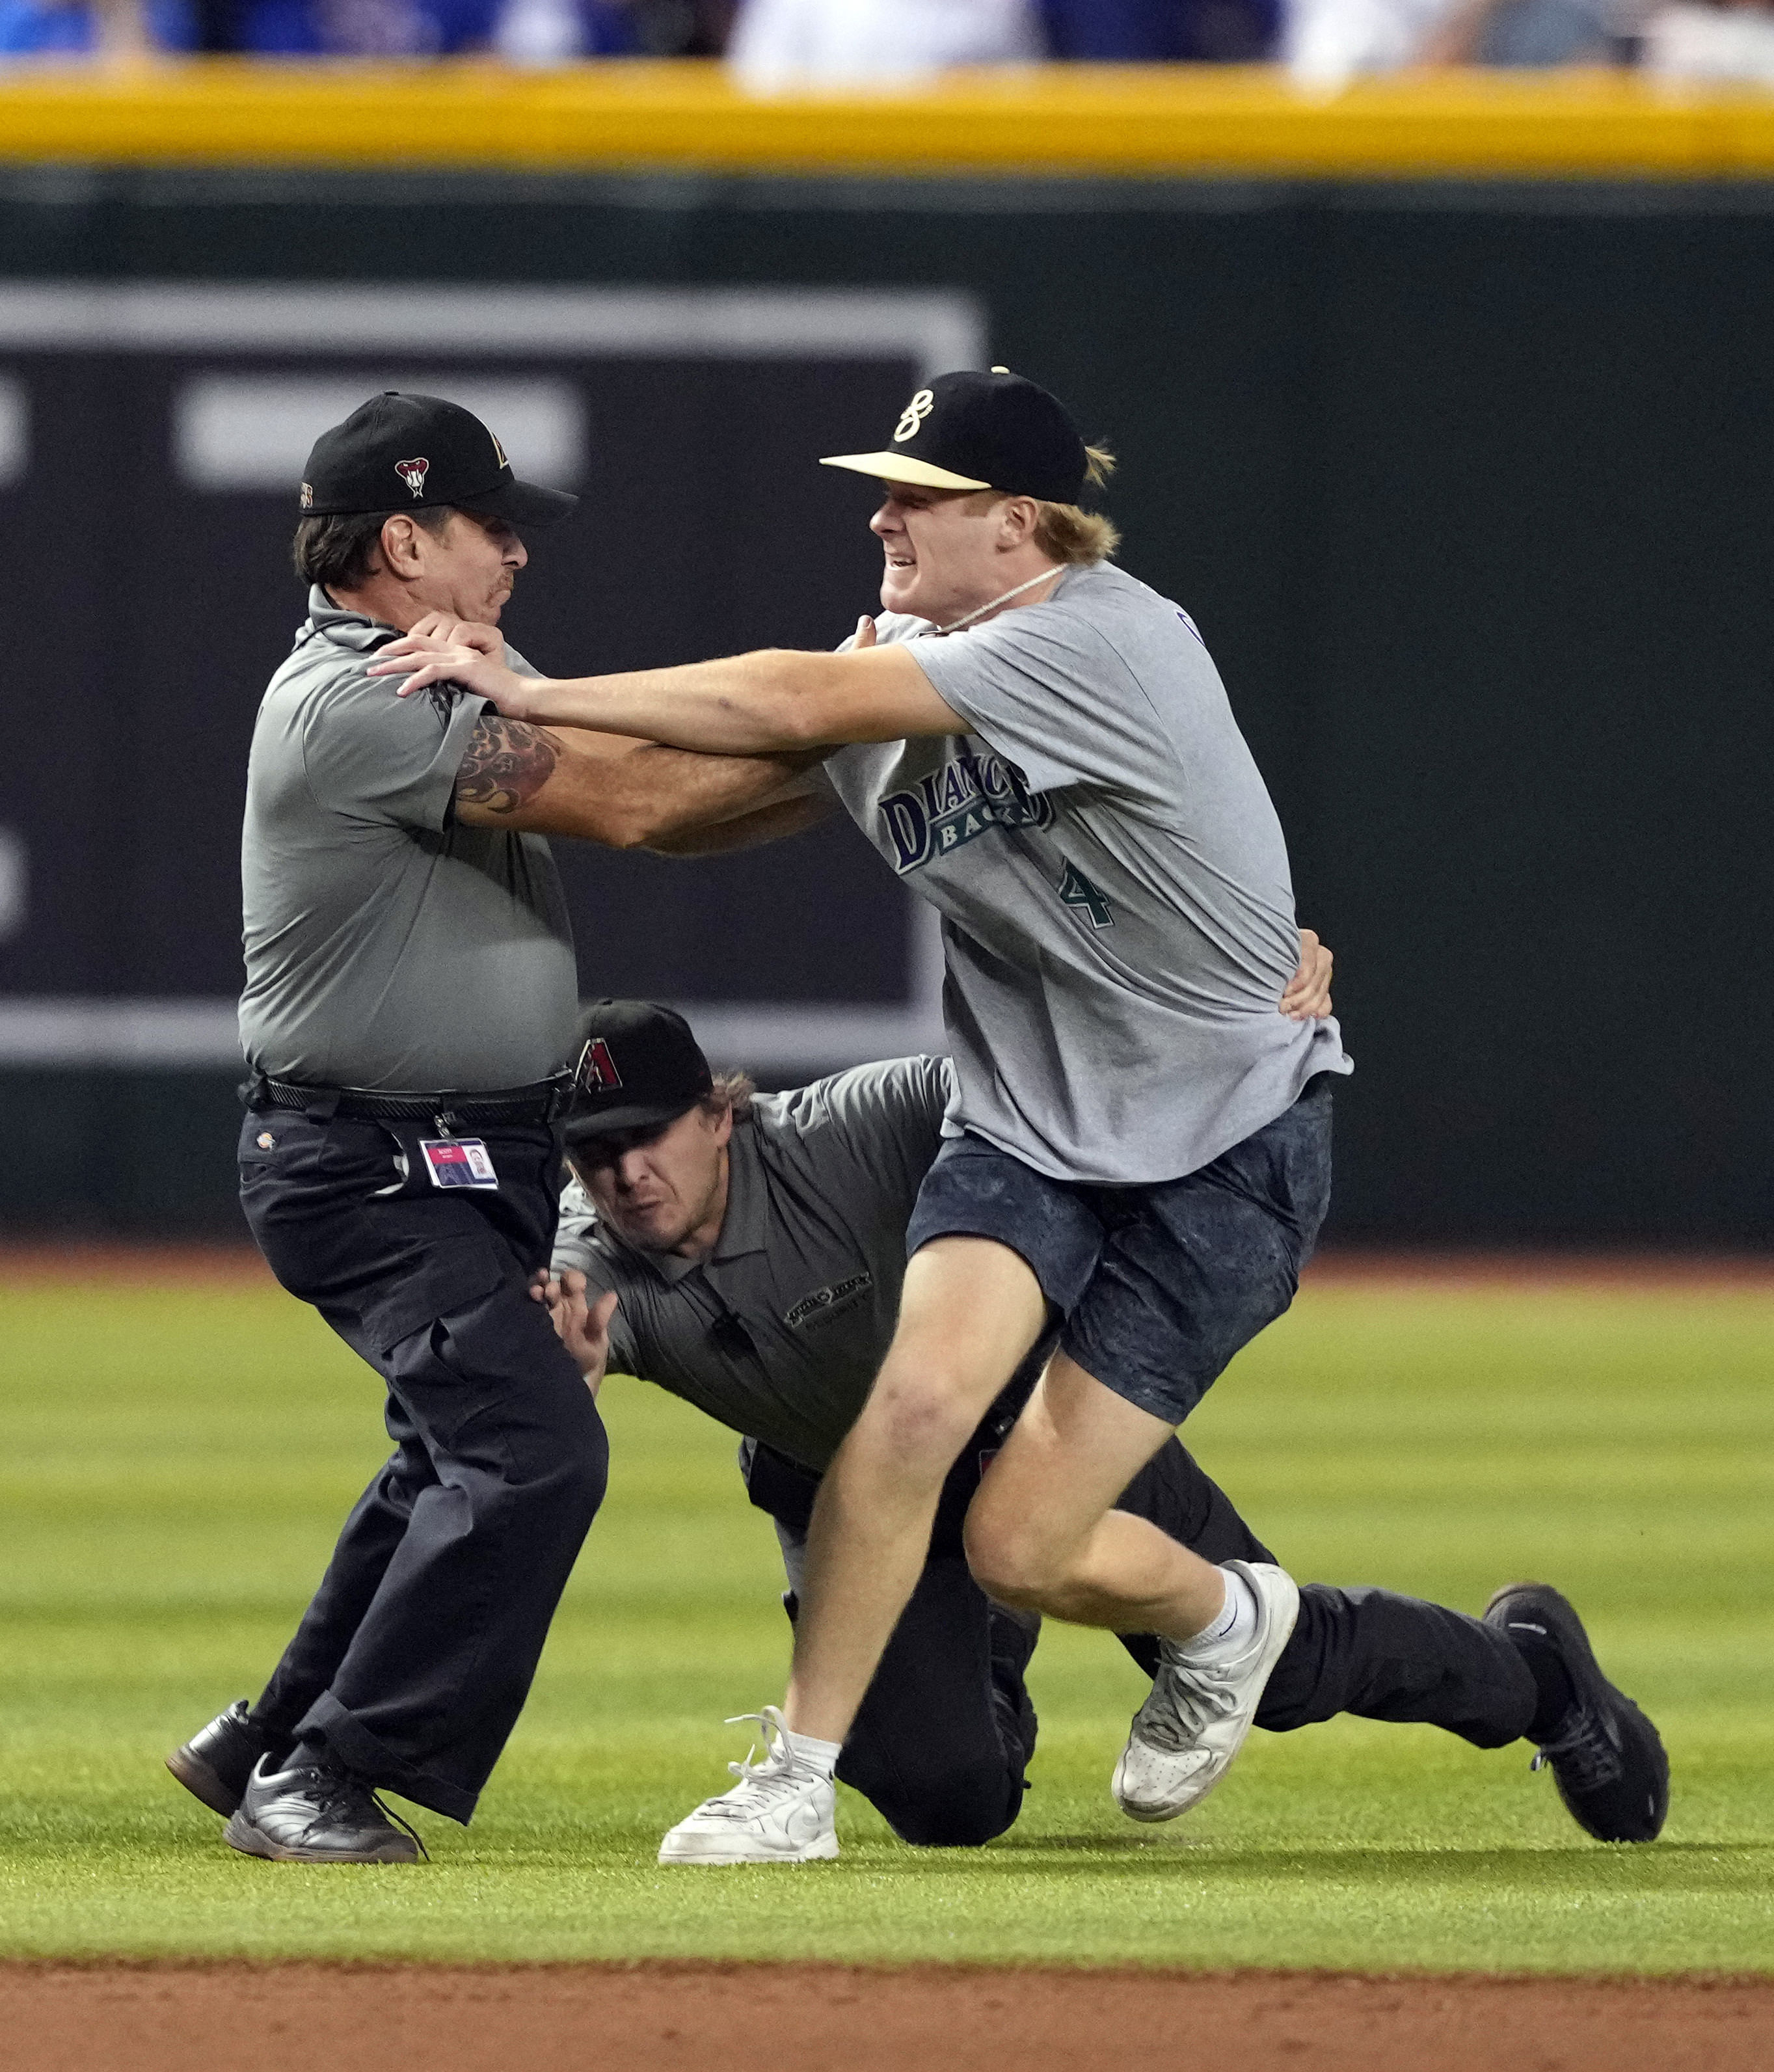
[299,390,578,529]
[821,367,1089,504]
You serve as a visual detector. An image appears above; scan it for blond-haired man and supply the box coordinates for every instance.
[373,369,1667,1864]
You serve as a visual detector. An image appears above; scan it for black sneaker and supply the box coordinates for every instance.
[1484,1581,1669,1844]
[988,1603,1041,1776]
[167,1700,279,1818]
[222,1753,425,1864]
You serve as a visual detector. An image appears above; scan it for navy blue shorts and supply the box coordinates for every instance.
[903,1079,1336,1427]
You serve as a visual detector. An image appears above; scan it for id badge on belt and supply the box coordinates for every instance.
[419,1138,498,1191]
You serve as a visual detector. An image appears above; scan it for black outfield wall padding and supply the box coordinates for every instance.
[1,170,1768,1245]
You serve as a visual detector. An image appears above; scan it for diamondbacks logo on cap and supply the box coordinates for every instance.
[491,431,509,470]
[299,481,314,510]
[574,1036,623,1094]
[894,390,935,444]
[394,457,431,500]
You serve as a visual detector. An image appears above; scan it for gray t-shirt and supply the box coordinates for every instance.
[552,1056,950,1472]
[239,587,578,1092]
[823,561,1350,1184]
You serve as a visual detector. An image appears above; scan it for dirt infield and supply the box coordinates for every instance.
[2,1965,1770,2072]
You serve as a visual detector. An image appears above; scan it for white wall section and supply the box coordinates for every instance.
[175,375,587,491]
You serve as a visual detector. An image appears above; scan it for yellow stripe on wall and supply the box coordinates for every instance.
[3,60,1774,178]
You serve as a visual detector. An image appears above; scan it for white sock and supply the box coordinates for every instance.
[1172,1567,1260,1665]
[783,1726,842,1777]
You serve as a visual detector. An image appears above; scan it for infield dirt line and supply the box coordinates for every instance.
[3,1962,1771,2072]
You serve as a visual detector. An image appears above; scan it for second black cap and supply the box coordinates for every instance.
[563,1001,714,1145]
[820,368,1089,505]
[300,391,578,530]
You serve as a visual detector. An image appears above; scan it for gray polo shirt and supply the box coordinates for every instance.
[552,1056,950,1472]
[823,561,1351,1185]
[239,587,578,1092]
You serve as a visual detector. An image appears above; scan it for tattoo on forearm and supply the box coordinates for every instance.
[455,716,561,814]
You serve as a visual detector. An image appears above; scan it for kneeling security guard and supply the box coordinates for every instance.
[546,1004,1669,1859]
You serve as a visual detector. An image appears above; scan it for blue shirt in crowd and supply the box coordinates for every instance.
[1041,0,1280,60]
[0,0,637,51]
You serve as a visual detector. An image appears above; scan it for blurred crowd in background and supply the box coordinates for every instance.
[7,0,1774,105]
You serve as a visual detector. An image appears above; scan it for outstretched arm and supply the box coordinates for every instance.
[451,711,824,848]
[371,614,963,755]
[643,788,839,856]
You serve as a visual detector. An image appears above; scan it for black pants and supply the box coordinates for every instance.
[237,1104,607,1823]
[746,1428,1536,1849]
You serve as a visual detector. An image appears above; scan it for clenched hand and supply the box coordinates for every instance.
[1281,929,1334,1021]
[371,612,546,719]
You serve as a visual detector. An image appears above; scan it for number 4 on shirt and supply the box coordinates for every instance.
[1057,860,1114,930]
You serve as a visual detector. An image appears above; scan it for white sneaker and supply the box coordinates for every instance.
[658,1707,840,1866]
[1112,1560,1301,1824]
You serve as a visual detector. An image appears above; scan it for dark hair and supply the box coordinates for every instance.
[292,505,453,590]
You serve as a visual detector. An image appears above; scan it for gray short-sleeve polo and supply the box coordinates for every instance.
[239,587,579,1093]
[553,1056,950,1471]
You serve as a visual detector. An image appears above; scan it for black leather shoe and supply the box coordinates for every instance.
[1485,1581,1669,1843]
[222,1753,425,1864]
[167,1700,280,1818]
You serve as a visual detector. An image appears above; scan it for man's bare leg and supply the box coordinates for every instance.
[965,1351,1301,1825]
[656,1235,1050,1862]
[961,1350,1230,1641]
[783,1236,1049,1743]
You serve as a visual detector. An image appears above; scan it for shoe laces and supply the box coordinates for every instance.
[373,1796,430,1860]
[299,1765,431,1860]
[1135,1648,1243,1755]
[1531,1704,1623,1793]
[699,1707,819,1823]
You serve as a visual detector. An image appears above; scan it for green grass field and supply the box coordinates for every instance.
[1,1270,1769,1972]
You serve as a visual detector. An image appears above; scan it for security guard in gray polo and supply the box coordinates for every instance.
[550,1002,1587,1850]
[166,394,816,1864]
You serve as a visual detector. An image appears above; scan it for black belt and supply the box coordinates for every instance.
[249,1075,569,1126]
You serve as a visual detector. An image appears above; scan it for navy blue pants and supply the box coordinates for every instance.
[746,1421,1535,1850]
[238,1103,607,1822]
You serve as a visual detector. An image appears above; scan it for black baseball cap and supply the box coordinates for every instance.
[299,390,578,530]
[562,1000,714,1146]
[821,367,1089,505]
